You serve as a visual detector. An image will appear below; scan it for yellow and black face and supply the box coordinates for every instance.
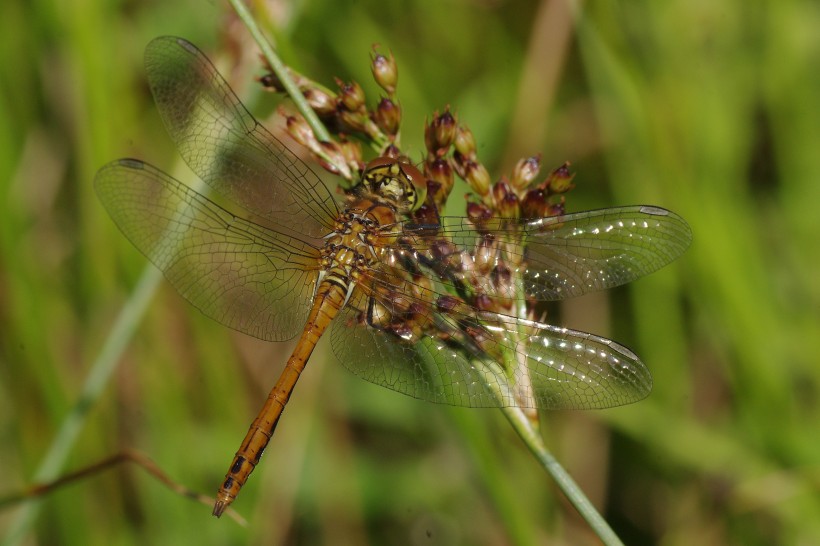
[359,157,427,213]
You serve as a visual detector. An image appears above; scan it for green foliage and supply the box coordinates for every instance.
[1,0,818,544]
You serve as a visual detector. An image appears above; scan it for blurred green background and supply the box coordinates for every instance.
[1,0,818,544]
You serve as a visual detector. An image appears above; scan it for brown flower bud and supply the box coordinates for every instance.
[285,114,317,149]
[545,162,575,193]
[371,47,398,95]
[338,108,368,133]
[427,158,453,186]
[259,72,282,91]
[409,302,432,331]
[317,157,342,176]
[454,125,476,157]
[436,295,460,313]
[468,202,494,236]
[511,155,541,190]
[319,141,352,179]
[463,160,491,196]
[426,158,453,198]
[466,201,493,223]
[474,235,497,274]
[337,138,363,171]
[547,200,566,218]
[497,192,520,220]
[521,188,548,219]
[431,239,457,261]
[374,97,401,135]
[492,179,512,205]
[382,143,402,159]
[337,79,366,111]
[410,202,440,232]
[475,294,494,312]
[387,322,416,342]
[425,180,445,208]
[425,109,456,156]
[304,88,336,116]
[491,263,512,291]
[465,325,491,348]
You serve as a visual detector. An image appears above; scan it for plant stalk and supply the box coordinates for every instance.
[501,405,624,546]
[227,0,332,143]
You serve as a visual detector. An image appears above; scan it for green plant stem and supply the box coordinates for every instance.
[227,0,332,143]
[500,405,624,546]
[2,267,163,546]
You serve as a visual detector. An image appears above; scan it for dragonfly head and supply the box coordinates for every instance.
[360,157,427,213]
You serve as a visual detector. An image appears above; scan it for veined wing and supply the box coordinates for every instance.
[391,206,692,302]
[325,205,683,408]
[95,158,321,342]
[330,283,651,409]
[144,36,339,238]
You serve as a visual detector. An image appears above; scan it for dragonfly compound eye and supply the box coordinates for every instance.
[362,157,427,213]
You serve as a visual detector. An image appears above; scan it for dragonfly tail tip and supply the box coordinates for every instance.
[212,500,228,518]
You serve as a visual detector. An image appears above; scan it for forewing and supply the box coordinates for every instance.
[95,158,320,342]
[397,206,692,301]
[329,285,651,409]
[520,206,692,299]
[144,36,339,238]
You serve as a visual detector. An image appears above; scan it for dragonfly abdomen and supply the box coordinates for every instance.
[212,280,348,517]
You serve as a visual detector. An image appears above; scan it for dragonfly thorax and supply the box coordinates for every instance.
[320,200,398,288]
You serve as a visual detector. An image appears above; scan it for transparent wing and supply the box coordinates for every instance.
[144,35,339,238]
[330,286,651,409]
[95,158,321,342]
[394,206,692,301]
[519,206,691,299]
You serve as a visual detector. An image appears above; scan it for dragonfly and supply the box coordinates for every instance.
[95,36,692,517]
